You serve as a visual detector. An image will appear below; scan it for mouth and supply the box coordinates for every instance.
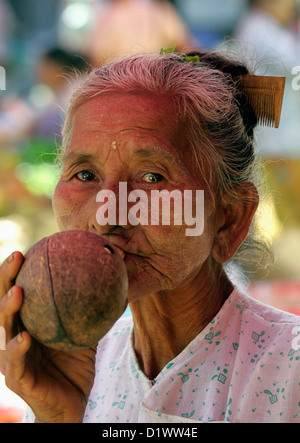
[102,234,138,261]
[112,245,127,260]
[102,234,148,264]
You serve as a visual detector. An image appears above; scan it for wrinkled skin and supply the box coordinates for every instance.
[54,93,220,302]
[0,92,258,422]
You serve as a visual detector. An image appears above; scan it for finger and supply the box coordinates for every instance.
[4,331,32,395]
[0,285,24,374]
[0,252,24,299]
[0,326,5,351]
[0,285,23,344]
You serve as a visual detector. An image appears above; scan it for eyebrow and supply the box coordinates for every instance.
[62,152,95,168]
[63,147,178,168]
[132,148,177,166]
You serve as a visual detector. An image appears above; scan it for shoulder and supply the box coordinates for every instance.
[235,288,300,327]
[232,287,300,356]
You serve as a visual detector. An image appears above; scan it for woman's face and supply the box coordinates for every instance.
[52,92,221,302]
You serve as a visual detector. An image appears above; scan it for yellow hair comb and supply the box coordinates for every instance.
[159,47,286,129]
[239,75,286,128]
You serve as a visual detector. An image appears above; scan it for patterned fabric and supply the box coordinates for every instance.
[24,288,300,423]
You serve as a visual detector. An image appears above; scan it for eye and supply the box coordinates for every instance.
[142,172,164,183]
[75,170,97,182]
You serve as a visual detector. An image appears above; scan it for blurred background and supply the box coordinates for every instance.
[0,0,299,422]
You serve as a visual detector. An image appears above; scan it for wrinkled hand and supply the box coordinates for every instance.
[0,252,96,423]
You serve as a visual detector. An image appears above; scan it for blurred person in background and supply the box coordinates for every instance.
[233,0,300,158]
[86,0,196,66]
[32,48,89,141]
[0,47,89,221]
[0,47,89,147]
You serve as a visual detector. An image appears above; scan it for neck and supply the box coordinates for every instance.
[130,261,233,380]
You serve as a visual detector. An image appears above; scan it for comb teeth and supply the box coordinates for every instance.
[239,75,286,128]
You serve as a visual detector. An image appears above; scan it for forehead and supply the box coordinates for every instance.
[69,92,185,149]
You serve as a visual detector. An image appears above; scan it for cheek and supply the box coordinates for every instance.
[145,222,215,275]
[52,181,88,231]
[127,224,215,302]
[144,191,215,256]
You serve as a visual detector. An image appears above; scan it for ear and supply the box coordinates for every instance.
[211,182,259,263]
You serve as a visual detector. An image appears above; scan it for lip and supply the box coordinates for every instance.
[112,244,127,260]
[103,234,141,260]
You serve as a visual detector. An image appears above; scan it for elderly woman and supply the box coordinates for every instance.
[0,51,299,423]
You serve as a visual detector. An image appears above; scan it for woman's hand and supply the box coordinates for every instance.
[0,252,96,423]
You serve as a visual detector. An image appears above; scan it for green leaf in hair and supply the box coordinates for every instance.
[183,55,200,63]
[160,45,177,55]
[159,47,199,64]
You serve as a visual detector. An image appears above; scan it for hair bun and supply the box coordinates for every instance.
[186,51,258,138]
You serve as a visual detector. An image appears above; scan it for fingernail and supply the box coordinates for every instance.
[7,287,14,298]
[7,253,14,264]
[16,332,23,344]
[0,326,6,350]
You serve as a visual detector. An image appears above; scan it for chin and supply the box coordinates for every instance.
[126,272,160,303]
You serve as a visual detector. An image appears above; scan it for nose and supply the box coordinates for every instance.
[88,181,133,234]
